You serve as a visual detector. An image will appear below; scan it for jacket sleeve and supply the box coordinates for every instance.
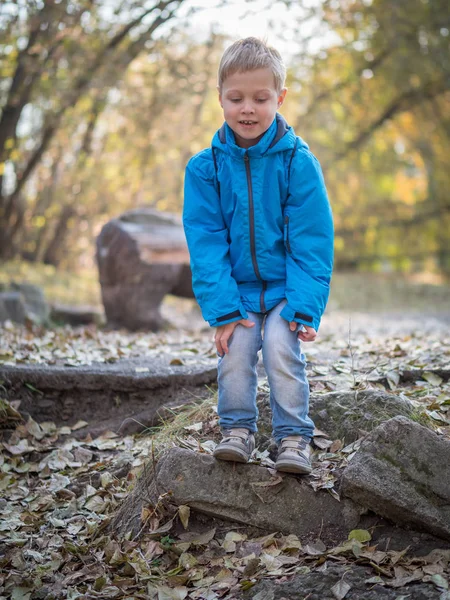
[183,151,248,327]
[280,148,334,331]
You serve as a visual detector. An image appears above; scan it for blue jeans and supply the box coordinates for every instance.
[217,300,314,443]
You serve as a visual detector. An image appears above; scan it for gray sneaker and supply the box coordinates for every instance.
[213,428,255,463]
[275,436,312,474]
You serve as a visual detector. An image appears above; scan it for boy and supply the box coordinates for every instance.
[183,38,333,474]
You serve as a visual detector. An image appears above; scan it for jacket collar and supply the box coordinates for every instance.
[213,113,297,158]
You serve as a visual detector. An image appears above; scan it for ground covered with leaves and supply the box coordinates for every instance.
[1,309,450,599]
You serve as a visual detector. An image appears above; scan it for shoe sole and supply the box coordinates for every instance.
[275,460,312,474]
[213,447,249,463]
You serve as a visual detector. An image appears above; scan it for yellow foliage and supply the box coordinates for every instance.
[393,171,426,205]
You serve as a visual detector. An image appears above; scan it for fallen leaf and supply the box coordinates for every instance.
[170,358,184,366]
[72,420,89,430]
[282,534,302,552]
[314,437,334,449]
[224,531,246,542]
[386,370,400,388]
[426,574,448,590]
[223,539,236,553]
[178,505,190,529]
[148,515,176,537]
[178,528,216,546]
[156,585,188,600]
[11,587,32,600]
[178,552,198,570]
[4,439,35,455]
[25,417,45,440]
[84,495,106,512]
[422,372,444,386]
[330,439,343,453]
[183,422,203,432]
[304,540,327,555]
[365,576,385,585]
[331,580,351,599]
[348,529,371,543]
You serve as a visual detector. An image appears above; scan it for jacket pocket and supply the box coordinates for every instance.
[284,215,292,254]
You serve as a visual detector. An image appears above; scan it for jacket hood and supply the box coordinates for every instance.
[212,113,309,158]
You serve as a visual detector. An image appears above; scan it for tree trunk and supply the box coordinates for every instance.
[42,205,76,267]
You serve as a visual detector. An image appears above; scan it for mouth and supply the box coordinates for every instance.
[239,120,257,125]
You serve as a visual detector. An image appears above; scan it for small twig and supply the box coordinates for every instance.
[348,317,358,389]
[318,517,324,541]
[151,439,162,499]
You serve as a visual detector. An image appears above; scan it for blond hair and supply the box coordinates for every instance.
[218,37,286,93]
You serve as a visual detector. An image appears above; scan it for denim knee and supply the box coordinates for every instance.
[263,325,303,372]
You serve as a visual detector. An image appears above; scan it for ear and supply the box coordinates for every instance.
[277,87,287,107]
[217,85,223,108]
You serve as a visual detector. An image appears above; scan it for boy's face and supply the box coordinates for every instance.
[219,68,287,149]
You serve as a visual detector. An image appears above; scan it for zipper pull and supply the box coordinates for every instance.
[244,153,249,162]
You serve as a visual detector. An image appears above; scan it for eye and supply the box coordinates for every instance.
[256,98,268,103]
[230,98,241,103]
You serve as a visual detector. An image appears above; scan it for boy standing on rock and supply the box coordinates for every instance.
[183,38,334,474]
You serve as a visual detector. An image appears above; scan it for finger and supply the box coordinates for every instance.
[289,321,297,332]
[241,319,255,328]
[215,334,224,356]
[221,334,229,354]
[298,331,316,342]
[298,328,314,339]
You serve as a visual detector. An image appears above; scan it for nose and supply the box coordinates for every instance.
[241,100,255,114]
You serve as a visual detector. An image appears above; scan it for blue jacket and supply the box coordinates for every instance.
[183,114,334,331]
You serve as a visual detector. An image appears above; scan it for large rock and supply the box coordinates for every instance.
[256,389,415,447]
[0,292,26,324]
[96,207,194,331]
[10,282,50,324]
[245,564,447,600]
[0,283,49,325]
[341,416,450,540]
[111,447,360,542]
[309,389,415,442]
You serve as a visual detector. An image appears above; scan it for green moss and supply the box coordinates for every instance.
[411,455,433,477]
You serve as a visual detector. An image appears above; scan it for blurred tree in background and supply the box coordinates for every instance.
[284,0,450,274]
[0,0,449,275]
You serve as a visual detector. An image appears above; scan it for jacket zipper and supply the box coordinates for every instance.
[244,152,266,312]
[284,215,292,254]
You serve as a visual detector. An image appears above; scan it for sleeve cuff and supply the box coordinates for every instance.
[280,303,319,331]
[208,306,248,327]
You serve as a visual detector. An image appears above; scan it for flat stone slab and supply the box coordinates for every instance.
[0,358,217,435]
[50,303,104,326]
[342,416,450,541]
[0,357,216,391]
[111,447,360,543]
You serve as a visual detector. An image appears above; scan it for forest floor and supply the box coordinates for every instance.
[1,270,450,599]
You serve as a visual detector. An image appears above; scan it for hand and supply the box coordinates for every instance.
[215,318,255,356]
[289,321,317,342]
